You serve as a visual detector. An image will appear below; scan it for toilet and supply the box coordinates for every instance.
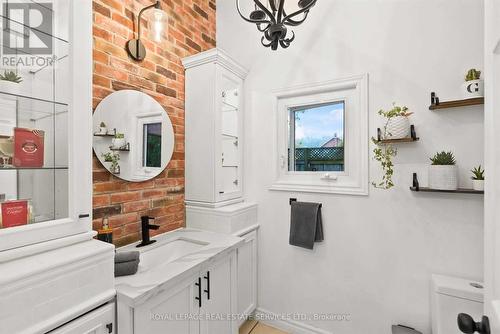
[431,274,484,333]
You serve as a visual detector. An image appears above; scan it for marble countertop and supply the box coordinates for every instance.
[115,228,244,307]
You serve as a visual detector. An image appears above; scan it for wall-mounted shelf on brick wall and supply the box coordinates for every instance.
[429,92,484,110]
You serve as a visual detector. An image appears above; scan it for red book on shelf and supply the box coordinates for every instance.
[0,200,28,228]
[13,127,45,167]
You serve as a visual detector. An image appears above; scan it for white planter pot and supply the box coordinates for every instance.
[472,179,484,191]
[462,79,484,99]
[385,116,410,139]
[428,165,458,190]
[112,138,126,148]
[99,127,107,134]
[0,80,22,96]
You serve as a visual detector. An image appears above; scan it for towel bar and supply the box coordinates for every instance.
[289,198,322,208]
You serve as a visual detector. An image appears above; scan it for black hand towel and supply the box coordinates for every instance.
[289,201,324,250]
[115,251,140,264]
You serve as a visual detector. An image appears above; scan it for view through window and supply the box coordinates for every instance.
[288,101,345,172]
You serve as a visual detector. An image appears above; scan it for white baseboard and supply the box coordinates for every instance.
[254,308,333,334]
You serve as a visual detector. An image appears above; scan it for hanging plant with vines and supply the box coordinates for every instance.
[372,104,411,189]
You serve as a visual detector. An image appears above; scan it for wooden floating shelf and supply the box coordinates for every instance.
[411,173,484,195]
[109,143,130,152]
[375,137,419,145]
[375,125,419,145]
[429,92,484,110]
[93,133,115,137]
[410,187,483,194]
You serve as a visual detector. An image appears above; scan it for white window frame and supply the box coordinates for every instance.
[133,112,165,181]
[270,74,369,196]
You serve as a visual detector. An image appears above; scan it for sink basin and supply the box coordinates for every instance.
[135,238,207,270]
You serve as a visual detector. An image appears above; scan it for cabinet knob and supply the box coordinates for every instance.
[233,179,239,186]
[457,313,490,334]
[106,323,113,333]
[222,92,226,98]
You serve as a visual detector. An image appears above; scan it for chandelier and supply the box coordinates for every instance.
[236,0,317,50]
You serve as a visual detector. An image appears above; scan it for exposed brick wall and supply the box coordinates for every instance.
[92,0,216,247]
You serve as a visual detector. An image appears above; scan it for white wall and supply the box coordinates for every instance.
[218,0,485,333]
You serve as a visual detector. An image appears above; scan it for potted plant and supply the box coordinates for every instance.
[101,151,120,174]
[99,122,107,134]
[112,133,126,149]
[0,70,23,95]
[471,165,484,191]
[429,151,458,190]
[371,103,412,189]
[380,104,413,140]
[462,68,484,99]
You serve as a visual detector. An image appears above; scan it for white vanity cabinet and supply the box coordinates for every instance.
[236,230,258,326]
[183,49,248,207]
[50,302,115,334]
[121,250,238,334]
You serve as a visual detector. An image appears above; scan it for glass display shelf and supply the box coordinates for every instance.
[0,166,68,170]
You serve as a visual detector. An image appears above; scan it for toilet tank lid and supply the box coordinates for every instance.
[432,274,484,303]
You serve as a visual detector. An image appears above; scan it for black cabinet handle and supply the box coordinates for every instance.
[78,214,90,219]
[195,277,202,308]
[203,271,210,300]
[106,323,113,333]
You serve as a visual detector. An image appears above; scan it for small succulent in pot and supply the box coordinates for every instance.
[0,70,22,83]
[99,121,107,134]
[463,68,484,99]
[428,151,458,190]
[471,165,485,191]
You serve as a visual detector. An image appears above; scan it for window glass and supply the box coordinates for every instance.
[288,101,345,172]
[143,123,162,168]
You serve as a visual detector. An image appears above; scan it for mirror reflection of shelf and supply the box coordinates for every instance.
[109,143,130,152]
[93,128,117,137]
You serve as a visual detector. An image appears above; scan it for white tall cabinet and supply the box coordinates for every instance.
[183,49,247,207]
[183,49,259,327]
[0,1,115,333]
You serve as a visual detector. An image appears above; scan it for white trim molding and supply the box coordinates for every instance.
[270,74,369,196]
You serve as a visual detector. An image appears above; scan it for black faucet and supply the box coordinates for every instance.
[137,216,160,248]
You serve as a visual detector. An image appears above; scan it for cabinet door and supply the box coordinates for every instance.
[237,231,258,326]
[134,273,200,334]
[200,251,238,334]
[215,67,243,203]
[49,302,115,334]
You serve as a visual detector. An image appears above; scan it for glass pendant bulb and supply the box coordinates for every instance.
[147,8,167,43]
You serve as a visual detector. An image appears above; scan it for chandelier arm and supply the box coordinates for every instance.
[279,40,290,48]
[268,0,277,13]
[285,30,295,43]
[283,12,309,26]
[236,0,273,24]
[257,23,271,32]
[254,0,277,23]
[277,0,285,22]
[261,36,274,48]
[282,0,316,22]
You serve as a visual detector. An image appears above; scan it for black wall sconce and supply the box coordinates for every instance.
[126,1,167,61]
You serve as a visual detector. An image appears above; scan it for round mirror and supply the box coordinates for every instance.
[93,90,174,182]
